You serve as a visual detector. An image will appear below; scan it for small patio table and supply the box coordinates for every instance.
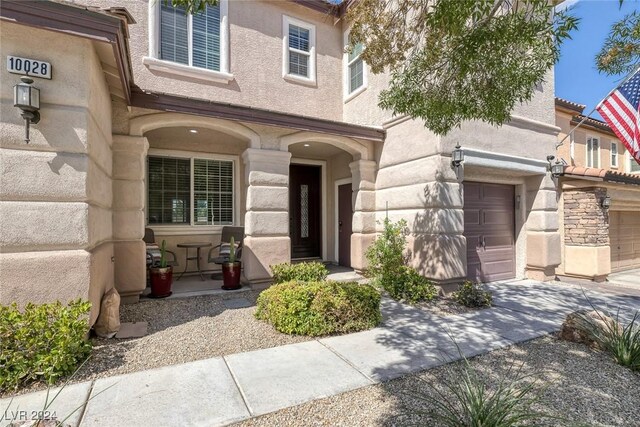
[176,242,212,281]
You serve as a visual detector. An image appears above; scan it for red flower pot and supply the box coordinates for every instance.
[222,262,242,290]
[150,266,173,298]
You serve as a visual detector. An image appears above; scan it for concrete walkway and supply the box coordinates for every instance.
[2,280,639,427]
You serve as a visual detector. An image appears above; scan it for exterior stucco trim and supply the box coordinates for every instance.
[130,90,385,142]
[463,149,549,176]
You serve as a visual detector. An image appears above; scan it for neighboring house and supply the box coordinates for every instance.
[0,0,561,324]
[555,97,640,282]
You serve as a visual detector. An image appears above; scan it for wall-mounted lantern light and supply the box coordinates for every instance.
[547,155,564,178]
[452,143,464,166]
[451,143,464,180]
[601,195,611,210]
[13,76,41,143]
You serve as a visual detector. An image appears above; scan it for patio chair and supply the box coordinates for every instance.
[144,228,178,267]
[208,226,244,265]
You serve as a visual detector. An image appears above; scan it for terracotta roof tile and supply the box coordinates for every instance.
[555,97,586,113]
[563,166,640,185]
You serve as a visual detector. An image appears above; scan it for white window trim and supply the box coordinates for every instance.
[611,142,618,168]
[146,0,233,84]
[586,136,601,168]
[282,15,316,86]
[343,29,367,102]
[146,148,241,234]
[629,151,640,174]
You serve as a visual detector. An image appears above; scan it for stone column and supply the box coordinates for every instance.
[525,175,562,281]
[242,148,292,284]
[561,186,610,281]
[112,135,148,303]
[349,160,377,272]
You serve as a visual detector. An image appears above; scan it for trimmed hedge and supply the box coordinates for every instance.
[271,261,328,284]
[255,280,381,336]
[0,300,92,392]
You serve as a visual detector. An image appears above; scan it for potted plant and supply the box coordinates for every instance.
[221,236,242,290]
[149,240,173,298]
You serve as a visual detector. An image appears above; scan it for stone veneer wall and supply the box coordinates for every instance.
[561,187,611,281]
[563,188,609,246]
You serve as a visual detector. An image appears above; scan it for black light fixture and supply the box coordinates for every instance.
[13,76,41,143]
[452,143,464,166]
[601,195,611,210]
[547,155,564,178]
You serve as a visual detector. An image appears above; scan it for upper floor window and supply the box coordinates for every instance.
[630,152,640,173]
[611,142,618,168]
[343,31,367,101]
[147,155,235,226]
[146,1,231,83]
[586,136,600,168]
[283,15,316,84]
[160,4,221,71]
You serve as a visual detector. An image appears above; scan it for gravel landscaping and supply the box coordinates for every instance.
[0,288,485,398]
[235,335,640,427]
[2,290,313,397]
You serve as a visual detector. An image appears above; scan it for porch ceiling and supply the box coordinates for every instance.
[289,141,346,159]
[146,126,248,152]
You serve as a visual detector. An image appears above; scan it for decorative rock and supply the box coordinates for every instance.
[558,310,621,348]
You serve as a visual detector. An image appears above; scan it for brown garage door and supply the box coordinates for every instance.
[610,211,640,272]
[464,182,516,282]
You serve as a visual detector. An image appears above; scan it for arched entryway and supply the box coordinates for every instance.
[280,132,376,269]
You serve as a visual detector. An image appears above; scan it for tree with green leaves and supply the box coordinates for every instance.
[347,0,578,135]
[596,6,640,76]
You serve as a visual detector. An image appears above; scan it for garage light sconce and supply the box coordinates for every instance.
[547,155,564,178]
[13,76,41,143]
[451,143,464,180]
[601,196,611,210]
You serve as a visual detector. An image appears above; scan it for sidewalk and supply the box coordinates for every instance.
[2,279,639,427]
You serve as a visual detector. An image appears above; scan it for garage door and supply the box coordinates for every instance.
[610,211,640,272]
[464,182,516,282]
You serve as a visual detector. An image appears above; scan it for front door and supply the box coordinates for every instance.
[290,164,321,259]
[463,182,516,282]
[338,183,353,267]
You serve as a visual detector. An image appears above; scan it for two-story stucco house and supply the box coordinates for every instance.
[554,98,640,282]
[1,0,562,324]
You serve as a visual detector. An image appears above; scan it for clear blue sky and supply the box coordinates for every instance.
[555,0,639,119]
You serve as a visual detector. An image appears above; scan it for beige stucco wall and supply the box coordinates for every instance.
[85,0,344,121]
[0,23,114,324]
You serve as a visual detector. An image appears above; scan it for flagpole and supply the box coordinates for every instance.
[555,66,640,150]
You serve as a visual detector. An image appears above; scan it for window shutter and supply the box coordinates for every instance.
[192,5,221,71]
[160,4,189,65]
[148,156,191,224]
[288,24,310,77]
[193,159,233,225]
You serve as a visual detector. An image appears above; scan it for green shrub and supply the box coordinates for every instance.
[365,217,407,287]
[576,309,640,372]
[0,300,92,392]
[365,218,438,303]
[386,266,439,303]
[407,349,554,426]
[603,312,640,371]
[453,281,493,308]
[255,280,381,336]
[270,261,329,284]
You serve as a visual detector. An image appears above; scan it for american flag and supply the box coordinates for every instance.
[596,70,640,166]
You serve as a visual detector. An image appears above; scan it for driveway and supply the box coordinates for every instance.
[608,268,640,289]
